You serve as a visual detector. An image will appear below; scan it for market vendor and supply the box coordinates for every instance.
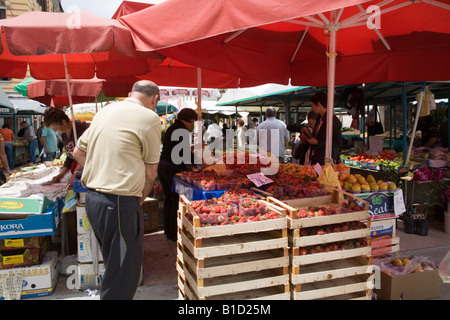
[158,108,199,241]
[304,91,343,165]
[417,114,441,148]
[287,109,318,165]
[20,121,37,165]
[43,107,89,184]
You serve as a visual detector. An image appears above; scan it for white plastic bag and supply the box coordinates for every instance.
[439,249,450,283]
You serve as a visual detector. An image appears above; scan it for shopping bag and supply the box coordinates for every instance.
[368,121,384,136]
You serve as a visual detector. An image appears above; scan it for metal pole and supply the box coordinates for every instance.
[325,11,337,163]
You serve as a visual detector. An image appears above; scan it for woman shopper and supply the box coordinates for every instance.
[158,108,198,241]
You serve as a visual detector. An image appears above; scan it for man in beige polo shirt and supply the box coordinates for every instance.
[73,80,161,300]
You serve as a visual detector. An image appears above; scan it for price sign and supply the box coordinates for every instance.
[247,173,274,188]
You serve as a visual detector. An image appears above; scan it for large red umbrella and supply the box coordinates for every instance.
[121,0,450,161]
[0,11,164,141]
[23,78,109,107]
[111,0,263,89]
[0,11,163,80]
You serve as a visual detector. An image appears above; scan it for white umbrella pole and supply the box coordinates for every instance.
[405,83,426,165]
[63,54,78,143]
[325,12,337,164]
[195,68,203,165]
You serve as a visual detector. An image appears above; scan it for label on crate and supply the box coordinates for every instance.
[354,189,405,220]
[4,239,24,248]
[3,254,24,265]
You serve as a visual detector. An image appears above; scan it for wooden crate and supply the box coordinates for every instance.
[268,188,374,300]
[177,209,186,299]
[178,195,290,300]
[142,197,159,233]
[371,234,400,256]
[290,257,374,300]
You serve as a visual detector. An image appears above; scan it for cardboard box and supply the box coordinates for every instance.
[0,251,59,299]
[76,204,91,234]
[0,236,50,250]
[0,236,50,269]
[375,269,442,300]
[370,218,396,237]
[0,202,60,239]
[354,189,404,220]
[0,195,53,219]
[77,233,103,263]
[78,262,105,289]
[142,197,158,233]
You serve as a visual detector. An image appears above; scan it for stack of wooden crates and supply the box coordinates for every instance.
[177,195,290,300]
[177,189,375,300]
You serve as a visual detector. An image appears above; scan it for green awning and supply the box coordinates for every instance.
[156,101,178,116]
[14,77,35,97]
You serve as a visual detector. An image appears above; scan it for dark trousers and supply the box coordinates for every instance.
[158,160,181,241]
[85,189,143,300]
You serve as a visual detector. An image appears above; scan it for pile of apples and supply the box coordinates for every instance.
[339,172,397,192]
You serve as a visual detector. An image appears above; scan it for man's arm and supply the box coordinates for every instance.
[73,146,87,168]
[139,163,158,205]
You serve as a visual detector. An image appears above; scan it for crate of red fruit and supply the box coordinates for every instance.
[268,188,369,229]
[238,198,268,216]
[302,182,328,197]
[179,195,287,239]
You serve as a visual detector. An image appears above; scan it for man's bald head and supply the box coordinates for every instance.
[129,80,160,111]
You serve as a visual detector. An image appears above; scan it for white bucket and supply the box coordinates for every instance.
[445,211,450,234]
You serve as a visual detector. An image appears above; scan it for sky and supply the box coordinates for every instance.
[60,0,166,18]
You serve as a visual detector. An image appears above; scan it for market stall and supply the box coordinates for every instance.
[0,162,72,299]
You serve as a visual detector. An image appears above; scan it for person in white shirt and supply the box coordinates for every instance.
[236,118,247,151]
[204,118,223,155]
[257,107,289,163]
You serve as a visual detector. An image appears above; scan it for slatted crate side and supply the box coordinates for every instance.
[182,246,289,279]
[177,257,186,300]
[183,259,290,299]
[183,279,290,300]
[289,227,371,248]
[291,273,374,300]
[290,256,372,284]
[291,245,372,266]
[371,234,400,256]
[179,195,288,239]
[181,227,288,259]
[289,210,370,229]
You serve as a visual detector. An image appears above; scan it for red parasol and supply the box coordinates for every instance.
[120,0,450,161]
[0,11,164,141]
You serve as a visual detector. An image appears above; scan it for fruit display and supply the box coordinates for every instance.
[341,149,404,171]
[295,198,364,219]
[374,255,437,276]
[339,172,397,192]
[179,154,329,200]
[297,238,368,255]
[185,192,282,227]
[298,221,366,237]
[239,198,268,216]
